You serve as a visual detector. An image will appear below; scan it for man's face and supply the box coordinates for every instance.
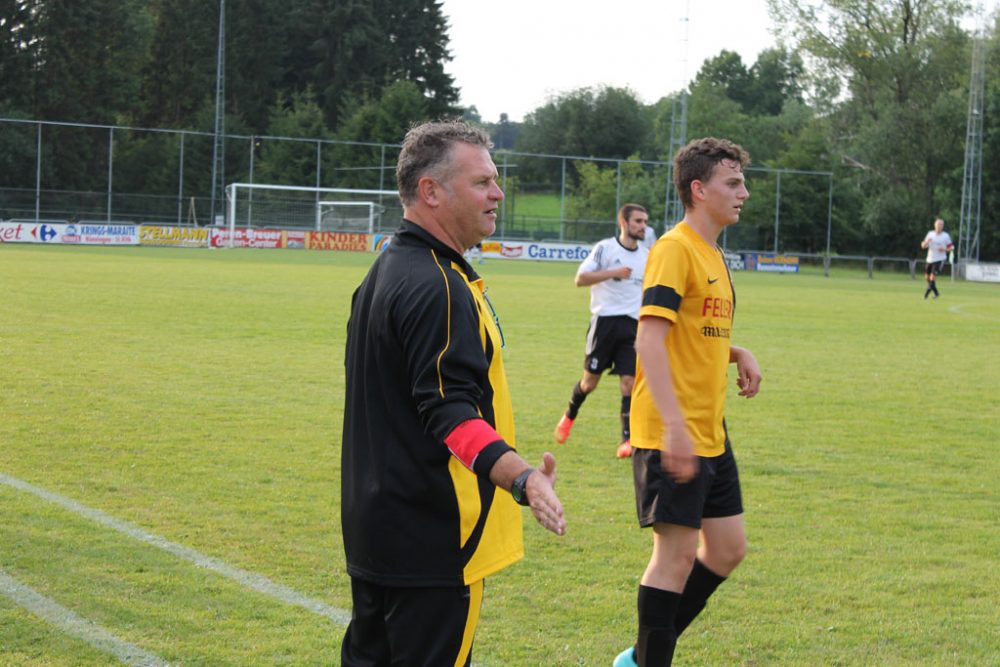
[623,211,649,241]
[934,219,944,233]
[437,143,504,248]
[695,159,749,226]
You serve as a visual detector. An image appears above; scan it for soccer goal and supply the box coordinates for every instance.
[224,182,401,239]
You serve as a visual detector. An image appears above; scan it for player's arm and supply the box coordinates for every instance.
[441,419,565,536]
[575,266,632,286]
[574,242,631,286]
[634,316,697,483]
[730,345,762,398]
[489,450,565,535]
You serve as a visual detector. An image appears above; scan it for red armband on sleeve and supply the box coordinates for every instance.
[444,418,505,470]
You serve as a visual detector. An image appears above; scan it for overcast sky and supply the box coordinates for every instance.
[439,0,782,123]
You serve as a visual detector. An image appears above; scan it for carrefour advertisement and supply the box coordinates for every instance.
[480,240,591,263]
[0,221,138,245]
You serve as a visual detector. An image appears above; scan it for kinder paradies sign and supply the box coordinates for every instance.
[481,240,591,262]
[306,231,370,252]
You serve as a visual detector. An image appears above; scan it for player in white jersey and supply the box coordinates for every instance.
[554,204,649,458]
[639,222,658,250]
[921,218,954,299]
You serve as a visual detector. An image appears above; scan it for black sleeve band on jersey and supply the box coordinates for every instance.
[642,285,682,311]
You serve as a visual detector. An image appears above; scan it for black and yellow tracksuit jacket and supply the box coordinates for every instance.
[342,220,523,587]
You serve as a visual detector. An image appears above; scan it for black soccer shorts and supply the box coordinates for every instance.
[632,438,743,529]
[583,314,638,376]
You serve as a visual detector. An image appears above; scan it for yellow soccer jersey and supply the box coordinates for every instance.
[631,221,734,458]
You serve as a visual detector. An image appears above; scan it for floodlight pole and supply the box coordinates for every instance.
[209,0,226,228]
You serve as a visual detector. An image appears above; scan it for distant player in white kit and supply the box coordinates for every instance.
[554,204,649,459]
[921,218,954,299]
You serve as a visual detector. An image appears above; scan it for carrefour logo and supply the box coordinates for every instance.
[32,224,58,242]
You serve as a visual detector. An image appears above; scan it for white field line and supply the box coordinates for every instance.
[0,568,172,667]
[947,302,1000,322]
[0,472,352,626]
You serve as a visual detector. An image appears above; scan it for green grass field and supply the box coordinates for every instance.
[1,243,998,666]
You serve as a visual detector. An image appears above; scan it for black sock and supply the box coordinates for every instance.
[567,381,588,419]
[620,395,631,441]
[674,559,727,637]
[931,280,939,296]
[636,585,680,667]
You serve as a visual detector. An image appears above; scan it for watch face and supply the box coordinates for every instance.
[512,483,526,504]
[512,469,532,505]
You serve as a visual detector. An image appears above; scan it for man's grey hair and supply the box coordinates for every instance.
[396,120,493,205]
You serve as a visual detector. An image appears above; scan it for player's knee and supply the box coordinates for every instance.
[713,539,747,573]
[700,532,747,575]
[620,376,635,395]
[580,375,600,393]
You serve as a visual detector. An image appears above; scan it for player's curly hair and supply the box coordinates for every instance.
[673,137,750,210]
[396,120,493,206]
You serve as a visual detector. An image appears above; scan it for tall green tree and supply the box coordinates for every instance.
[140,0,286,133]
[254,89,330,187]
[0,0,38,114]
[284,0,457,131]
[331,80,428,189]
[771,0,969,255]
[139,0,216,129]
[30,0,152,124]
[515,86,653,189]
[517,86,651,159]
[0,0,154,190]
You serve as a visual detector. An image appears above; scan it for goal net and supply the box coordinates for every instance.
[225,182,401,236]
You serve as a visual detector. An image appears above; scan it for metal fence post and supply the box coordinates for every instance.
[247,135,255,227]
[35,122,42,224]
[773,170,781,254]
[378,144,386,192]
[825,175,833,277]
[107,127,114,222]
[501,152,508,241]
[177,132,185,225]
[615,160,621,215]
[559,157,567,242]
[315,140,322,189]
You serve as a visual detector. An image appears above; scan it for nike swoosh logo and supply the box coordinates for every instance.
[708,278,719,284]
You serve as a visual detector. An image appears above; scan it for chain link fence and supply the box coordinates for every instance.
[2,117,837,250]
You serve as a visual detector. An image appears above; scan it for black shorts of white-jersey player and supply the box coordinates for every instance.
[555,203,650,459]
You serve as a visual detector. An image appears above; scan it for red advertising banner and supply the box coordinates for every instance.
[210,228,290,248]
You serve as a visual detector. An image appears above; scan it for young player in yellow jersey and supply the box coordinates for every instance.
[613,138,762,667]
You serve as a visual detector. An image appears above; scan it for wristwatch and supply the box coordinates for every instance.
[510,468,534,506]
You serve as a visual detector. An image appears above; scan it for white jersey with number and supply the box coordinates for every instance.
[924,230,953,263]
[576,237,648,318]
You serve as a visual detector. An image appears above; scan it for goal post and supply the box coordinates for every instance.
[316,201,377,234]
[224,183,401,247]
